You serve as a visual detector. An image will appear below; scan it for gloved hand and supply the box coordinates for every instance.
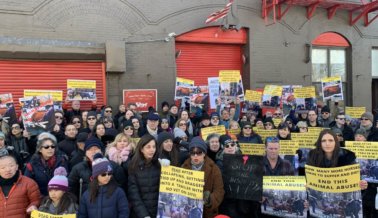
[158,158,171,167]
[203,191,211,207]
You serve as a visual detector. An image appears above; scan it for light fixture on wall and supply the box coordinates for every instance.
[304,43,312,63]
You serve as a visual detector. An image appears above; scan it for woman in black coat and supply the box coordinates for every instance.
[128,134,161,218]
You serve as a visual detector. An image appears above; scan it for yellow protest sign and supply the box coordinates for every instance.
[218,70,240,83]
[253,129,277,141]
[160,166,204,199]
[279,140,299,155]
[239,143,265,155]
[321,76,342,83]
[228,128,240,135]
[31,210,76,218]
[291,133,317,148]
[345,141,378,159]
[176,77,194,86]
[263,85,283,96]
[24,90,63,101]
[345,107,366,119]
[201,125,226,140]
[67,79,96,89]
[293,86,316,99]
[305,164,361,193]
[244,90,262,103]
[272,118,282,127]
[263,176,306,191]
[307,127,327,135]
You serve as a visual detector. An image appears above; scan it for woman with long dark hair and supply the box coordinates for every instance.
[78,153,129,218]
[128,134,161,218]
[157,132,179,167]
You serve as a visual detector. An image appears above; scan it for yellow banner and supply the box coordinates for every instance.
[239,143,265,155]
[228,128,240,135]
[345,141,378,159]
[291,133,318,148]
[244,90,262,103]
[177,77,194,86]
[263,85,283,96]
[31,210,76,218]
[201,125,226,140]
[345,107,366,119]
[160,166,204,199]
[218,70,240,83]
[321,76,342,83]
[253,129,277,141]
[305,164,361,193]
[67,79,96,89]
[24,90,63,101]
[293,86,316,98]
[272,118,282,127]
[279,140,299,155]
[263,176,306,191]
[308,127,327,135]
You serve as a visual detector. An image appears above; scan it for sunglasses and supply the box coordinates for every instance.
[336,134,343,137]
[243,126,252,129]
[190,151,203,156]
[72,121,81,124]
[337,117,345,120]
[274,113,282,116]
[103,121,111,124]
[224,143,236,148]
[88,117,96,121]
[124,126,133,130]
[361,118,370,121]
[42,145,56,149]
[211,117,219,120]
[264,123,273,126]
[100,172,113,177]
[55,116,63,120]
[179,123,186,126]
[266,137,279,143]
[105,110,112,113]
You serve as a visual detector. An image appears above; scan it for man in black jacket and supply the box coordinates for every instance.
[329,113,354,143]
[68,137,126,200]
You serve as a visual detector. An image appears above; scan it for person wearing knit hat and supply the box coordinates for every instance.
[354,128,368,141]
[255,118,264,129]
[210,112,220,126]
[361,112,374,123]
[39,167,78,214]
[78,155,129,218]
[182,136,224,218]
[263,117,275,130]
[319,105,332,127]
[194,113,211,136]
[83,111,97,133]
[157,132,179,167]
[359,111,378,141]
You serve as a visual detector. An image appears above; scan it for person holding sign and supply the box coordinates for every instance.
[128,134,161,218]
[38,167,78,214]
[78,153,129,218]
[359,112,378,141]
[307,129,368,189]
[329,113,354,142]
[264,136,294,176]
[181,137,224,218]
[215,134,241,172]
[237,121,263,144]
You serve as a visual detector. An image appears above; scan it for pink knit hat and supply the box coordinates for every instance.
[48,167,69,192]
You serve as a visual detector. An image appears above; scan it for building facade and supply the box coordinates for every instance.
[0,0,377,111]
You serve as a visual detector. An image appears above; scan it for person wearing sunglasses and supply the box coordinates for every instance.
[123,120,137,138]
[8,123,31,163]
[101,116,118,139]
[237,121,263,144]
[359,112,378,141]
[52,111,65,142]
[210,112,221,126]
[69,115,84,133]
[215,134,241,172]
[24,135,68,196]
[319,106,332,128]
[78,153,129,218]
[329,113,354,143]
[102,105,113,118]
[128,134,161,218]
[263,117,276,130]
[182,137,224,218]
[82,111,97,134]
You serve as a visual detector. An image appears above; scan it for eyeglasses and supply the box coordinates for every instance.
[100,172,113,177]
[55,116,63,120]
[124,126,133,130]
[11,126,20,130]
[211,117,219,120]
[243,126,252,129]
[88,117,96,120]
[337,117,345,120]
[190,151,203,156]
[273,113,282,116]
[361,118,370,121]
[224,143,236,148]
[266,137,279,143]
[105,110,112,113]
[103,121,111,124]
[72,121,81,124]
[42,145,56,149]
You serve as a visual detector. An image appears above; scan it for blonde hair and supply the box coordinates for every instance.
[106,133,135,155]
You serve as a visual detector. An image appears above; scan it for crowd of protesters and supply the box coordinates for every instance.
[0,98,376,218]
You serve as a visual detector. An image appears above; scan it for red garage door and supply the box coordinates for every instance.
[0,60,106,111]
[176,27,247,86]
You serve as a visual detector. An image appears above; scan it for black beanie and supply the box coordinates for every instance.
[157,132,174,148]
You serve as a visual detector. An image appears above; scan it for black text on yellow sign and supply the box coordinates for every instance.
[345,141,378,160]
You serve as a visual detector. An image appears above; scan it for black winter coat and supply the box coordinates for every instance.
[68,159,127,199]
[128,160,161,218]
[58,137,76,158]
